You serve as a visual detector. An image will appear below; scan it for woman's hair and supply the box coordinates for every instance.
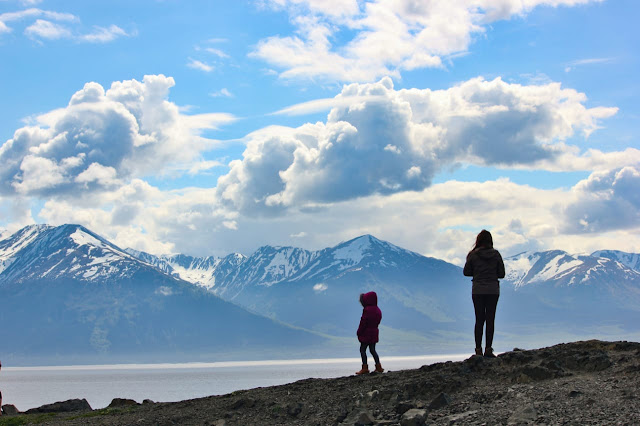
[359,293,365,307]
[468,229,493,256]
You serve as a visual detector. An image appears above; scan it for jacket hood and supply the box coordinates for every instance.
[361,291,378,307]
[474,247,499,259]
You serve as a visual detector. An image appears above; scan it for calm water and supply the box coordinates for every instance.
[2,354,467,411]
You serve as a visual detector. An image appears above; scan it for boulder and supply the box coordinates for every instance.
[354,410,376,425]
[108,398,139,408]
[401,408,427,426]
[428,392,452,410]
[25,398,92,414]
[395,400,416,414]
[2,404,20,415]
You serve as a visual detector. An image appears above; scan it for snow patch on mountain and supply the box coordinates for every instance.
[592,250,640,272]
[333,236,371,265]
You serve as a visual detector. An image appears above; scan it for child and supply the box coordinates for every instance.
[356,292,384,374]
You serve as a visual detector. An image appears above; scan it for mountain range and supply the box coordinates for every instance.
[1,224,639,365]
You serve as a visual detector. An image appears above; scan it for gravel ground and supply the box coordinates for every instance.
[2,339,639,425]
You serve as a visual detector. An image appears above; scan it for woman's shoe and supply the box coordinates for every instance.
[475,347,483,356]
[374,363,384,373]
[484,347,496,358]
[355,364,369,375]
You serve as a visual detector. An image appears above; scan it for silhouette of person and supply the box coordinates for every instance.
[463,230,505,357]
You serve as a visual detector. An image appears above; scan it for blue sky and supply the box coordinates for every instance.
[0,0,638,263]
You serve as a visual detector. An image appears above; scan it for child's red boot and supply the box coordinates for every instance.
[355,364,369,375]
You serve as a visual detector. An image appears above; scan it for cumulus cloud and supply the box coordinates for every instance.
[563,165,640,233]
[0,75,236,198]
[253,0,604,82]
[215,76,619,214]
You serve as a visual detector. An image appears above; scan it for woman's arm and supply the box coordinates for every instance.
[463,255,474,277]
[497,252,505,279]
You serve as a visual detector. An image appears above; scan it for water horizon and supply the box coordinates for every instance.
[2,353,469,411]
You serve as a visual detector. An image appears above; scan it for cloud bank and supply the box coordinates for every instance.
[216,76,621,214]
[0,75,235,197]
[253,0,604,82]
[2,74,637,261]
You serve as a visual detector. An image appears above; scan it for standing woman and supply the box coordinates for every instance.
[463,230,505,357]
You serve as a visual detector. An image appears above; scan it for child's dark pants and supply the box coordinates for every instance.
[360,342,380,365]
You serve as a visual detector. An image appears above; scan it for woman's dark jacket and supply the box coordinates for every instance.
[357,291,382,344]
[463,247,506,295]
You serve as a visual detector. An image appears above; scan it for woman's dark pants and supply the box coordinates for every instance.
[472,294,499,349]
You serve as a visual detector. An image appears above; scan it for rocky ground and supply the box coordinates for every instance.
[1,340,639,425]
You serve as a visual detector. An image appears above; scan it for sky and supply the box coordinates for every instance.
[0,0,638,265]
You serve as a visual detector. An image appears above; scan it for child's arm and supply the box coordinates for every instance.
[357,312,367,337]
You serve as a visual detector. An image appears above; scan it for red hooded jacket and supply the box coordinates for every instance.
[357,291,382,344]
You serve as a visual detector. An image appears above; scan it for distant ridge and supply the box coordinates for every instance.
[1,224,640,365]
[0,224,324,365]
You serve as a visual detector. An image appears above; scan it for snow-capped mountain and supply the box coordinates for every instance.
[3,223,640,362]
[127,234,470,343]
[0,224,149,284]
[0,224,324,365]
[128,234,427,298]
[504,250,640,288]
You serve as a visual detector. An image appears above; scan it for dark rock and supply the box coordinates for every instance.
[229,397,255,410]
[353,410,375,425]
[335,409,349,423]
[142,399,155,404]
[395,400,416,414]
[568,390,582,398]
[400,408,427,426]
[1,404,19,415]
[428,392,452,410]
[108,398,139,408]
[520,366,556,381]
[25,398,92,414]
[286,402,303,417]
[366,390,380,401]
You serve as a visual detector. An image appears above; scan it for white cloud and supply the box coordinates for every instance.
[210,88,233,98]
[313,283,328,292]
[204,47,229,58]
[188,160,226,176]
[155,286,173,296]
[0,75,236,197]
[0,7,127,43]
[32,169,640,264]
[79,24,128,43]
[24,19,71,39]
[253,0,605,82]
[187,58,214,72]
[215,76,619,214]
[563,165,640,233]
